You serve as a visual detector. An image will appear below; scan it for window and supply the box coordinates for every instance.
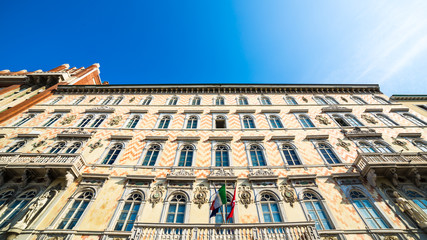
[375,114,399,126]
[352,96,367,105]
[249,144,266,166]
[332,114,350,127]
[158,115,171,129]
[102,143,123,164]
[215,115,227,129]
[414,140,427,152]
[238,97,248,105]
[73,96,85,105]
[43,114,62,127]
[186,115,198,129]
[215,144,230,167]
[191,97,201,105]
[114,192,142,231]
[298,114,315,128]
[215,194,234,223]
[350,190,388,229]
[373,141,394,153]
[50,142,66,153]
[373,96,390,104]
[401,113,426,126]
[142,144,161,166]
[313,97,327,105]
[112,96,123,105]
[50,96,63,105]
[126,115,141,128]
[77,115,94,127]
[13,114,36,127]
[0,190,37,229]
[242,115,256,129]
[260,97,271,105]
[269,115,284,129]
[318,143,340,164]
[178,145,194,166]
[5,141,25,153]
[345,114,364,127]
[406,190,427,215]
[58,190,93,229]
[325,96,339,105]
[260,193,282,223]
[101,96,113,105]
[282,144,301,165]
[285,96,298,105]
[302,191,333,230]
[0,190,14,207]
[417,105,427,111]
[215,96,225,105]
[90,115,106,127]
[166,194,186,223]
[141,97,152,105]
[359,142,376,153]
[168,97,178,105]
[65,142,82,154]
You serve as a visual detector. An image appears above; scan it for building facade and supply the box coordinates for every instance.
[390,95,427,118]
[0,83,426,240]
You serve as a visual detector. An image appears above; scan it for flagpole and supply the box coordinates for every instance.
[222,179,227,224]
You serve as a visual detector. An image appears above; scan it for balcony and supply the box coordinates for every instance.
[129,222,320,240]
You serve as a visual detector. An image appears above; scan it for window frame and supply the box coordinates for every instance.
[190,96,201,106]
[212,143,231,167]
[295,114,315,128]
[237,96,249,105]
[123,114,142,129]
[72,96,86,105]
[157,114,173,129]
[161,191,190,224]
[259,96,272,105]
[12,113,37,127]
[167,96,179,106]
[175,144,196,167]
[0,189,38,229]
[374,113,399,127]
[42,114,63,127]
[99,142,126,165]
[266,114,284,129]
[112,191,145,231]
[312,141,342,165]
[399,113,427,126]
[277,142,303,167]
[184,114,199,129]
[351,96,368,105]
[299,190,335,230]
[373,96,391,104]
[214,96,225,106]
[245,143,268,167]
[284,96,298,105]
[212,114,228,129]
[3,140,26,153]
[140,96,153,105]
[138,142,163,166]
[240,114,257,129]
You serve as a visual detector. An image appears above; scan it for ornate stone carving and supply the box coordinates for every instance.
[409,168,421,187]
[248,168,275,177]
[149,185,165,207]
[108,115,122,126]
[238,185,252,208]
[366,169,377,187]
[43,169,52,187]
[302,97,308,103]
[65,171,75,187]
[209,168,234,177]
[336,138,351,151]
[341,96,348,102]
[391,137,408,150]
[87,106,115,112]
[315,115,330,125]
[60,129,91,135]
[394,191,427,228]
[387,168,399,187]
[321,237,338,240]
[21,169,31,188]
[129,97,135,103]
[346,127,376,135]
[193,185,208,208]
[89,97,97,103]
[280,184,296,207]
[88,139,103,153]
[60,115,76,125]
[15,189,56,228]
[361,114,378,124]
[169,169,194,177]
[31,139,47,150]
[384,236,398,240]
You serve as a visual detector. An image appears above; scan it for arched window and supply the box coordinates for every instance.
[318,143,340,164]
[215,194,234,223]
[43,114,62,127]
[6,141,25,153]
[166,194,186,223]
[215,96,225,105]
[313,97,327,105]
[325,96,339,105]
[402,113,426,126]
[158,116,171,129]
[359,142,376,153]
[215,145,229,167]
[302,191,333,230]
[186,115,198,129]
[114,192,143,231]
[414,140,427,152]
[178,145,194,167]
[269,115,283,129]
[50,142,66,154]
[285,96,298,105]
[350,190,388,229]
[376,114,399,126]
[242,115,256,129]
[373,141,394,153]
[13,114,35,127]
[73,96,85,105]
[406,190,427,214]
[141,97,152,105]
[77,115,94,127]
[126,115,140,128]
[260,193,282,223]
[332,114,350,127]
[192,97,201,105]
[282,144,301,165]
[0,189,14,207]
[345,114,364,127]
[112,96,123,105]
[0,190,37,229]
[58,190,93,229]
[65,142,81,154]
[260,97,271,105]
[50,96,63,105]
[142,144,160,166]
[249,145,266,166]
[352,96,367,105]
[101,96,113,105]
[238,97,248,105]
[373,96,390,104]
[298,114,315,128]
[90,115,106,127]
[215,115,227,129]
[102,143,123,164]
[168,97,178,105]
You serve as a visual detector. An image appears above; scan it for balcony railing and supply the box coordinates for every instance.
[129,222,320,240]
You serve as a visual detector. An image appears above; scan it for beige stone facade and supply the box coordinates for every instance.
[0,84,426,240]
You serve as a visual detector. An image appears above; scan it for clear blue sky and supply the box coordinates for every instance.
[1,1,427,95]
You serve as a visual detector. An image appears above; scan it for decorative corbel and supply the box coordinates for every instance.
[238,185,252,208]
[65,171,75,187]
[366,169,377,187]
[386,168,399,187]
[408,168,421,187]
[193,184,208,209]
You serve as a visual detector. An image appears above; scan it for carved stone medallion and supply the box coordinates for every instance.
[280,184,296,207]
[336,138,350,152]
[238,185,252,208]
[88,139,103,153]
[60,115,76,125]
[361,114,378,124]
[302,97,308,103]
[129,97,135,103]
[32,140,47,150]
[341,97,348,102]
[315,115,330,125]
[108,116,123,126]
[391,137,408,150]
[149,185,165,207]
[89,97,97,103]
[193,185,208,208]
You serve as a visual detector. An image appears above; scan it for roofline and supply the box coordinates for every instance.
[390,94,427,101]
[59,83,380,88]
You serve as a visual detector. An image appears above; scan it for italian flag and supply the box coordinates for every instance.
[209,185,227,218]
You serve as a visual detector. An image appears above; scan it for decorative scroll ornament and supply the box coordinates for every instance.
[238,185,252,208]
[248,168,275,177]
[315,115,330,125]
[391,137,408,150]
[108,115,122,126]
[393,191,427,228]
[209,168,234,177]
[32,140,47,150]
[60,115,76,125]
[169,168,195,177]
[193,185,208,208]
[88,139,103,153]
[89,97,97,103]
[60,129,91,135]
[384,237,398,240]
[129,97,135,103]
[361,114,378,124]
[149,185,165,207]
[302,97,308,103]
[280,184,296,207]
[336,138,350,152]
[341,97,348,102]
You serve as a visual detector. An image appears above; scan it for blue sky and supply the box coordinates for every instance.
[1,1,426,95]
